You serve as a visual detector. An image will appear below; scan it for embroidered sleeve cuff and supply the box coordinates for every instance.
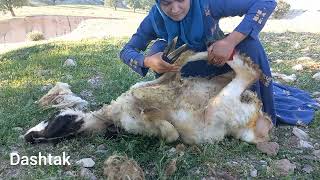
[132,66,149,77]
[135,54,146,67]
[131,54,149,77]
[234,19,258,40]
[234,1,277,40]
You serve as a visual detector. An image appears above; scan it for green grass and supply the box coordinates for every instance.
[0,33,320,179]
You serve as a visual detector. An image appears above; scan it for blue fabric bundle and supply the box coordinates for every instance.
[274,82,319,125]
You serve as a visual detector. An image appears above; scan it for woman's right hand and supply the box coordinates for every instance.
[144,52,180,74]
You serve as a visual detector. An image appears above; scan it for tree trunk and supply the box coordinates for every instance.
[133,8,136,13]
[9,7,16,17]
[113,3,117,10]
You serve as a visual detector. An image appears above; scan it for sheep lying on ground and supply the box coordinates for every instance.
[25,49,272,145]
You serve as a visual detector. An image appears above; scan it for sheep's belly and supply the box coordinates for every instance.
[175,76,230,109]
[170,109,206,144]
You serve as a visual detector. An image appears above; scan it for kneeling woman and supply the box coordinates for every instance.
[119,0,318,125]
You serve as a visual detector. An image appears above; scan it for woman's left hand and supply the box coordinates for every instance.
[207,38,236,66]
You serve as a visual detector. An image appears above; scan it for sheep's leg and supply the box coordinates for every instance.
[214,54,260,101]
[179,51,207,65]
[146,50,262,84]
[130,72,176,89]
[119,111,179,143]
[130,50,198,89]
[155,120,179,142]
[204,54,262,132]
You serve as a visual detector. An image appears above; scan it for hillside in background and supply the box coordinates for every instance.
[29,0,128,7]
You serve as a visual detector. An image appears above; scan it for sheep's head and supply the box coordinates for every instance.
[24,109,85,143]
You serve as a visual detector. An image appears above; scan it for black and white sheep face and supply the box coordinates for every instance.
[24,110,85,143]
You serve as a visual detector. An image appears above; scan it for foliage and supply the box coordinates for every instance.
[104,0,154,12]
[125,0,141,12]
[140,0,154,10]
[105,0,119,10]
[126,0,154,12]
[26,31,45,41]
[272,0,291,19]
[0,0,28,16]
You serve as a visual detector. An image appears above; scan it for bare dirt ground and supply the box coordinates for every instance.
[0,5,146,21]
[0,5,146,54]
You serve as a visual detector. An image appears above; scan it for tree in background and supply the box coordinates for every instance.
[272,0,291,19]
[104,0,154,12]
[0,0,28,16]
[140,0,153,11]
[125,0,141,13]
[105,0,119,10]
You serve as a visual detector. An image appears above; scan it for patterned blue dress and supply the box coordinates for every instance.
[119,0,319,125]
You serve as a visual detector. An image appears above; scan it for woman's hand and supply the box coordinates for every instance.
[207,39,236,66]
[144,52,180,74]
[207,31,247,66]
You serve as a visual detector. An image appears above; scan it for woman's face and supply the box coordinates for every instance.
[159,0,191,21]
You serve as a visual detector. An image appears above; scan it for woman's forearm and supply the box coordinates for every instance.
[225,31,247,47]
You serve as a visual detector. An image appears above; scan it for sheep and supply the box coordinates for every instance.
[24,49,272,145]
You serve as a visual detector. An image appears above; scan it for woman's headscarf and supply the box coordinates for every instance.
[150,0,206,51]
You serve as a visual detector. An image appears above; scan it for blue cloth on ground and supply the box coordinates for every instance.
[273,82,319,125]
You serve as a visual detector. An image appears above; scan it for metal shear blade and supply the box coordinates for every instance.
[163,37,178,58]
[167,44,188,63]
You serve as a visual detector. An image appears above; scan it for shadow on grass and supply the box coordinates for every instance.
[0,44,54,61]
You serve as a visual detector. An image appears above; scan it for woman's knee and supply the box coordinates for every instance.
[236,37,271,75]
[236,37,265,58]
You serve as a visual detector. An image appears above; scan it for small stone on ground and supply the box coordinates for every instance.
[80,168,97,180]
[256,142,279,156]
[271,159,296,176]
[76,158,95,168]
